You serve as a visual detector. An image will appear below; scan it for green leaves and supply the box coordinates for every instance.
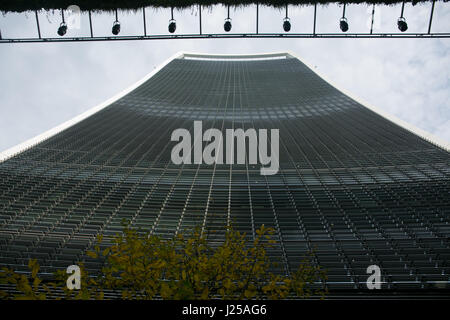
[0,259,47,300]
[0,223,327,300]
[86,251,98,259]
[81,223,327,300]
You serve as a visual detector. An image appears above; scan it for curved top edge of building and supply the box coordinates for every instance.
[0,51,448,163]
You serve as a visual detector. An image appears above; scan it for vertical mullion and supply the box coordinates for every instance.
[370,4,375,34]
[256,3,259,34]
[428,0,436,34]
[35,10,41,39]
[88,10,93,37]
[143,7,147,36]
[199,5,202,35]
[313,4,317,35]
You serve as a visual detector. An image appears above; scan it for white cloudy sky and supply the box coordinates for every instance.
[0,2,449,153]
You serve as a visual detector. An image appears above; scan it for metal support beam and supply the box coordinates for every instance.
[35,10,41,39]
[0,3,448,44]
[256,4,259,34]
[89,10,93,37]
[1,32,449,44]
[428,0,436,34]
[143,8,147,36]
[199,5,202,35]
[370,4,375,34]
[313,4,317,35]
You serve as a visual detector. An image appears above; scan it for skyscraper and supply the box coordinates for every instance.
[1,52,449,297]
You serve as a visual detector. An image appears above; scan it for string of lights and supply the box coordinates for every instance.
[0,1,448,43]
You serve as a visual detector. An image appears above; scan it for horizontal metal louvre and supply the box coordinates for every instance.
[0,56,449,294]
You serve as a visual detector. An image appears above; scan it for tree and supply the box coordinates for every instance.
[0,259,49,300]
[0,223,327,300]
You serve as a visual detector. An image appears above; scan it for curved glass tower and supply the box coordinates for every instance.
[0,52,449,297]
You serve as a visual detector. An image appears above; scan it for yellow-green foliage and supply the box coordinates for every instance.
[0,259,49,300]
[0,224,327,300]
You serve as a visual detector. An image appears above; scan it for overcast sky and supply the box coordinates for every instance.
[0,2,449,153]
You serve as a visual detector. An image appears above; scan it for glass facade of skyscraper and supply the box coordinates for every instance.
[1,53,449,295]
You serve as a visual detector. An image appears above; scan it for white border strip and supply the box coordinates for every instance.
[285,50,450,152]
[184,56,288,62]
[182,52,293,60]
[0,51,185,163]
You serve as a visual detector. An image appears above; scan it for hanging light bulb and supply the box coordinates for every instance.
[57,9,67,36]
[339,4,349,32]
[168,19,177,33]
[340,17,349,32]
[168,7,176,33]
[57,22,67,36]
[397,17,408,32]
[112,21,121,35]
[283,18,291,32]
[224,18,232,32]
[397,2,408,32]
[224,6,232,32]
[112,10,120,35]
[283,5,291,32]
